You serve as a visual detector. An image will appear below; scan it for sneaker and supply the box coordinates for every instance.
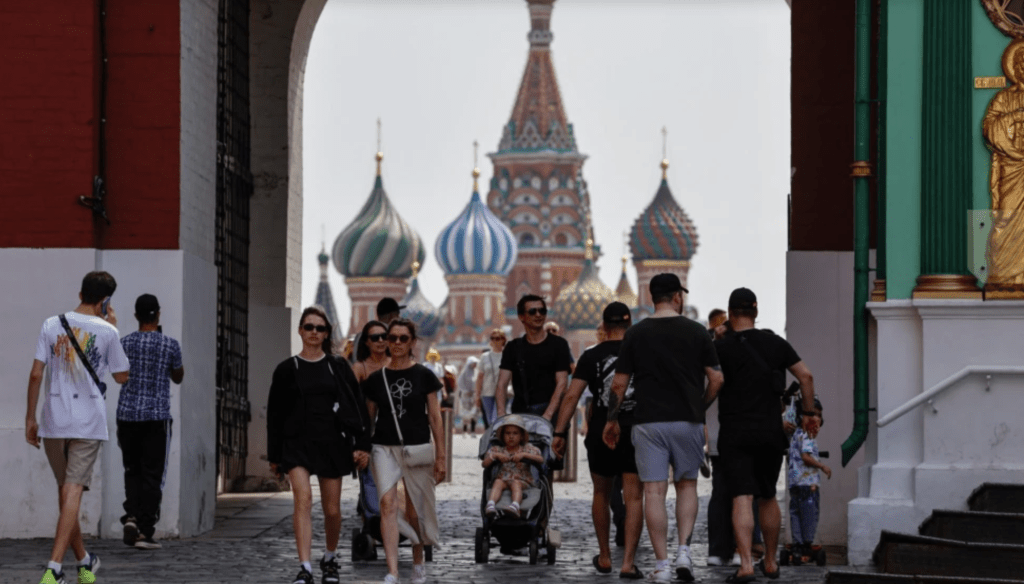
[40,569,66,584]
[411,564,427,584]
[319,555,339,584]
[485,501,497,517]
[706,556,724,567]
[729,553,742,566]
[647,566,672,582]
[78,553,100,584]
[134,536,162,550]
[504,502,520,518]
[674,549,694,582]
[292,567,314,584]
[382,574,399,584]
[123,517,139,546]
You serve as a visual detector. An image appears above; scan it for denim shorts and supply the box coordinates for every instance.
[631,421,705,483]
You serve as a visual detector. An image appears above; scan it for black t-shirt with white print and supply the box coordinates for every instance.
[362,363,442,446]
[574,340,637,441]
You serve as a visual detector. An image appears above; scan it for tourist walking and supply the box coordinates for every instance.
[362,319,446,584]
[474,329,506,428]
[116,294,184,550]
[267,306,371,584]
[554,301,645,579]
[457,357,480,433]
[494,295,573,421]
[25,271,130,584]
[349,298,405,364]
[713,287,816,582]
[603,274,723,582]
[353,320,390,382]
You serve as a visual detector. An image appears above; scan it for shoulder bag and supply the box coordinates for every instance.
[381,367,434,467]
[59,314,107,397]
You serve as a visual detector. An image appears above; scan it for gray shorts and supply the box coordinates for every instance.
[632,421,705,483]
[44,438,102,490]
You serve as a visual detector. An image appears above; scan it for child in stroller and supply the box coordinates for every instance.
[474,414,560,565]
[483,416,544,518]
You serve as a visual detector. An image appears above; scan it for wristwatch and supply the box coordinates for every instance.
[553,431,569,439]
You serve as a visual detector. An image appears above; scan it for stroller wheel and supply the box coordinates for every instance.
[474,527,490,564]
[425,545,433,563]
[352,529,367,562]
[814,547,827,566]
[528,537,539,565]
[546,544,556,565]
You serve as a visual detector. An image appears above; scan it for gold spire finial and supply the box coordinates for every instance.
[411,260,420,279]
[584,213,594,261]
[622,254,628,272]
[376,118,383,176]
[472,140,480,191]
[661,126,669,179]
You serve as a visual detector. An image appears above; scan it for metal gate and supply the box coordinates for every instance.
[215,0,252,489]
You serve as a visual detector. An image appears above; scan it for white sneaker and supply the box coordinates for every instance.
[382,574,399,584]
[410,564,427,584]
[647,566,672,582]
[706,556,725,567]
[729,553,743,566]
[674,549,694,582]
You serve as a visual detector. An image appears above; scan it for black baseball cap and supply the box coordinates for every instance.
[135,293,160,317]
[376,297,406,317]
[602,301,632,324]
[649,273,689,297]
[728,287,758,310]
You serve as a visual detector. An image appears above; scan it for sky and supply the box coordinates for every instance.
[302,0,792,338]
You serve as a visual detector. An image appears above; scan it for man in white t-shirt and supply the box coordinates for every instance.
[25,271,130,584]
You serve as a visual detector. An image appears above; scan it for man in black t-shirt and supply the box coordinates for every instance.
[494,295,573,421]
[553,302,642,578]
[604,274,723,583]
[714,287,815,581]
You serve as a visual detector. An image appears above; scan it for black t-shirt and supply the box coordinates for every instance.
[362,363,442,446]
[615,315,719,424]
[574,340,636,439]
[499,333,573,411]
[714,328,801,432]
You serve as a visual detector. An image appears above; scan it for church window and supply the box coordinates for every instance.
[519,233,536,247]
[548,177,559,190]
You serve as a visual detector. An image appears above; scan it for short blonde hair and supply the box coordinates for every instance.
[489,328,507,341]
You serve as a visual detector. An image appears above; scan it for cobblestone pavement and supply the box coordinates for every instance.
[0,434,830,583]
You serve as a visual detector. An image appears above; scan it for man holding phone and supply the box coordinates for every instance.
[26,271,130,584]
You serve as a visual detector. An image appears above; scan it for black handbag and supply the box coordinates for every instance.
[58,314,107,397]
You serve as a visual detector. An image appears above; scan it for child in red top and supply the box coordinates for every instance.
[482,415,543,518]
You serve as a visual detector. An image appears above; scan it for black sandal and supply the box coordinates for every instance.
[619,565,644,580]
[757,559,780,580]
[593,555,612,574]
[724,573,757,584]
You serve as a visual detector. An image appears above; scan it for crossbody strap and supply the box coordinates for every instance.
[738,334,773,374]
[381,367,405,447]
[58,314,105,395]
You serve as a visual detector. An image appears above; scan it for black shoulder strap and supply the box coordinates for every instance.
[58,314,105,396]
[738,333,773,373]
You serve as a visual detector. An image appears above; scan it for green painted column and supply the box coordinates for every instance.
[916,0,981,296]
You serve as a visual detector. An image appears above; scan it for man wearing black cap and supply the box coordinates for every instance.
[603,274,723,583]
[376,297,405,325]
[116,294,184,550]
[713,287,816,581]
[553,302,644,579]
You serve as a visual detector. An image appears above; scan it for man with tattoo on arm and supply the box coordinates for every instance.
[603,274,723,582]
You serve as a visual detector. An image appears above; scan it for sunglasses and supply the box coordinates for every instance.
[526,307,547,316]
[387,334,412,343]
[367,333,387,342]
[302,324,328,332]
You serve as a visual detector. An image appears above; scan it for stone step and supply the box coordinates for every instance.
[919,509,1024,544]
[968,483,1024,514]
[828,571,1024,584]
[873,531,1024,581]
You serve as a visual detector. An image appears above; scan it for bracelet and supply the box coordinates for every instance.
[553,431,568,439]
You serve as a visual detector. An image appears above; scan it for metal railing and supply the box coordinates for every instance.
[876,365,1024,427]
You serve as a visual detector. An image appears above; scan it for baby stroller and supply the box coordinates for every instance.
[350,467,433,562]
[473,414,561,565]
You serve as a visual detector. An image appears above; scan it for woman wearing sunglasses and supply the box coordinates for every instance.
[267,306,371,584]
[361,319,446,584]
[353,320,390,382]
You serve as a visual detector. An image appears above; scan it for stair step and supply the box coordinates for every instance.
[873,531,1024,580]
[968,483,1024,514]
[919,509,1024,544]
[829,571,1024,584]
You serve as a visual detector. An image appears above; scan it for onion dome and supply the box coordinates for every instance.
[551,239,616,331]
[435,168,518,276]
[314,243,341,334]
[615,256,637,307]
[401,262,442,339]
[629,160,699,261]
[332,152,426,278]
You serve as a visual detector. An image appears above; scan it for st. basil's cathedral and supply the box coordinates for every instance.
[321,0,699,362]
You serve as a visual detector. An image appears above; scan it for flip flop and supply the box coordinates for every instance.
[618,565,644,580]
[757,559,780,580]
[593,555,612,574]
[724,573,757,584]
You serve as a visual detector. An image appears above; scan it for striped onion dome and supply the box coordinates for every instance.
[435,171,518,276]
[401,263,442,339]
[332,155,426,278]
[629,162,699,262]
[552,255,616,331]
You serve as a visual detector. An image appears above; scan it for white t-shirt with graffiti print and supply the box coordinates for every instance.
[35,312,130,440]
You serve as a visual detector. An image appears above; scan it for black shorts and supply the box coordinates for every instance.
[278,437,353,479]
[585,422,638,477]
[717,429,786,499]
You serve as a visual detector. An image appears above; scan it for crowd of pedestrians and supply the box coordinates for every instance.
[24,271,824,584]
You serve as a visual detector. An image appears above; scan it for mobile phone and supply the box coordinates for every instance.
[101,297,111,316]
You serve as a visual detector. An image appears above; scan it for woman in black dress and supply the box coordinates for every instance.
[362,319,446,584]
[267,306,371,584]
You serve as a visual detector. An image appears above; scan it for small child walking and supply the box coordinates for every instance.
[787,400,831,554]
[482,415,543,518]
